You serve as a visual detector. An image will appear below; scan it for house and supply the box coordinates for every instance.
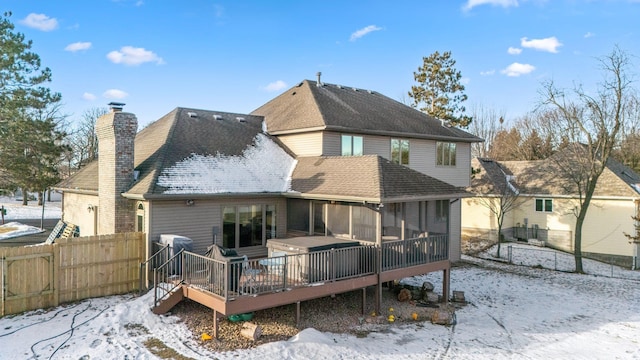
[55,78,481,329]
[462,156,640,268]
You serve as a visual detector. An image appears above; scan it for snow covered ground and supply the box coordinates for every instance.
[0,196,61,241]
[0,201,638,359]
[0,195,61,221]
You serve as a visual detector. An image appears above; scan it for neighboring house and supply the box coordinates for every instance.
[463,156,640,268]
[56,79,480,260]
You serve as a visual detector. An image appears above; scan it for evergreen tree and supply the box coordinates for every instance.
[0,12,64,203]
[409,51,472,128]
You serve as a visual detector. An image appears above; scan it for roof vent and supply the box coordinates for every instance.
[108,102,125,112]
[213,114,223,120]
[187,112,198,118]
[236,117,246,122]
[316,72,322,87]
[352,87,358,92]
[367,90,374,94]
[336,85,342,89]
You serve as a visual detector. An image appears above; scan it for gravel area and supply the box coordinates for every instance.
[169,283,463,353]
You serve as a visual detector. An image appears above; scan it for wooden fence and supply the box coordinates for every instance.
[0,232,145,316]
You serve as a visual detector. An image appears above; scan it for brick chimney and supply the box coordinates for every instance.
[95,102,137,234]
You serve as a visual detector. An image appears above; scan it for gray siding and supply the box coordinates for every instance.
[149,197,287,258]
[322,132,341,156]
[423,141,471,187]
[449,200,462,262]
[364,135,390,158]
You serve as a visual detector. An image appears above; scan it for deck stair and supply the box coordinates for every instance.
[152,289,184,314]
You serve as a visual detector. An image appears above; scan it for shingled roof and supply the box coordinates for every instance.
[470,155,640,199]
[56,108,296,197]
[251,80,482,142]
[291,155,469,203]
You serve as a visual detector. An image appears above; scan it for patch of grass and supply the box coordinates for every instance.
[143,337,197,360]
[124,323,150,336]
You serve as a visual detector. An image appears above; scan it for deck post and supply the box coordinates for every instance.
[296,301,301,327]
[361,288,366,316]
[442,267,450,303]
[213,309,219,339]
[375,247,382,315]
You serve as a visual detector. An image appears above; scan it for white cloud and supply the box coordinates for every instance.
[501,62,535,77]
[106,46,164,66]
[65,42,92,52]
[461,77,471,85]
[82,92,97,101]
[584,32,595,38]
[264,80,287,92]
[463,0,518,11]
[350,25,382,42]
[103,89,129,99]
[507,47,522,55]
[480,70,496,76]
[520,36,562,53]
[20,13,58,31]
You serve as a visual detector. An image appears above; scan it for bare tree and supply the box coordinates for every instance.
[69,107,108,169]
[469,159,522,257]
[540,46,634,273]
[468,104,505,158]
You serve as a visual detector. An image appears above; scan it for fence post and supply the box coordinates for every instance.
[554,252,557,271]
[507,245,512,264]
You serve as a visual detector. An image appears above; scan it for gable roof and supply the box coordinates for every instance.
[251,80,482,142]
[470,156,640,199]
[291,155,469,203]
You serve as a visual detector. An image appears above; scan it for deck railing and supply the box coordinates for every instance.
[381,235,449,271]
[151,234,448,303]
[152,248,186,307]
[139,242,172,293]
[174,245,378,300]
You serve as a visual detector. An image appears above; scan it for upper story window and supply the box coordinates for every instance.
[436,142,457,166]
[391,139,409,165]
[341,135,363,156]
[535,199,553,213]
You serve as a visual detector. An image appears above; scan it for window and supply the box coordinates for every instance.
[391,139,409,165]
[341,135,363,156]
[435,200,449,222]
[436,142,457,166]
[136,203,144,232]
[223,204,276,248]
[535,199,553,213]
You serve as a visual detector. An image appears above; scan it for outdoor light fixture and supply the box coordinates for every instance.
[186,199,195,206]
[87,204,95,212]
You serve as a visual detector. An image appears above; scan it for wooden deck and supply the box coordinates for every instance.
[147,235,450,338]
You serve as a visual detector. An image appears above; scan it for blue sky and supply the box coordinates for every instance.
[4,0,639,128]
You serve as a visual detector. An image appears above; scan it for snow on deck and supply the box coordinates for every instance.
[157,133,297,194]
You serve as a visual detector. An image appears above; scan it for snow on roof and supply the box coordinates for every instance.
[157,133,297,194]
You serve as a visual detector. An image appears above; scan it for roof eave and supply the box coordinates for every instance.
[269,125,482,143]
[51,187,98,196]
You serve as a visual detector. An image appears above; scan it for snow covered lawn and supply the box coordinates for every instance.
[0,196,61,221]
[0,251,638,359]
[0,221,45,240]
